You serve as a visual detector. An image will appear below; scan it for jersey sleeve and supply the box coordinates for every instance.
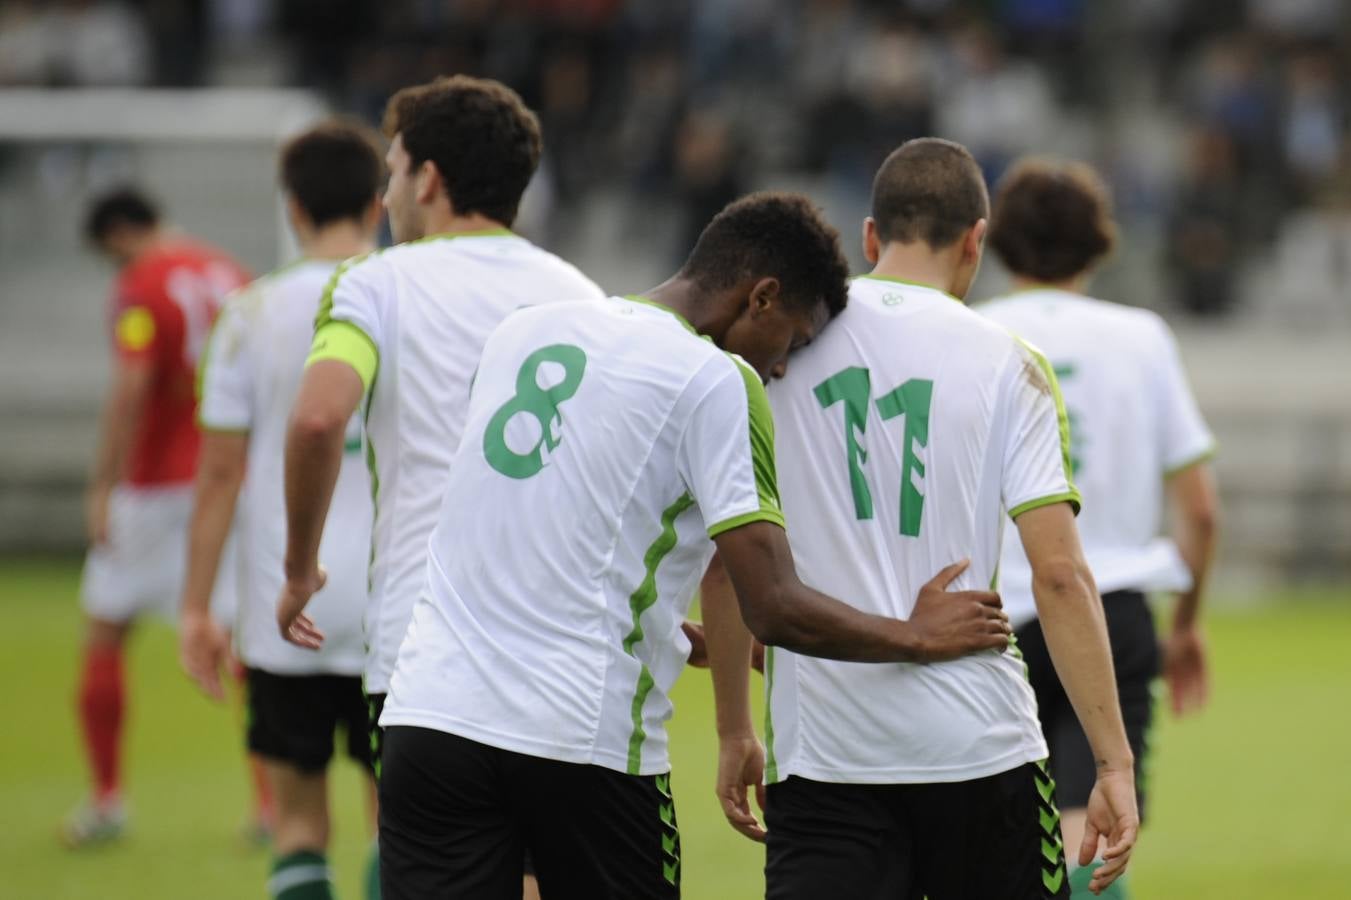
[196,296,253,433]
[1151,318,1215,475]
[1002,340,1082,519]
[677,357,786,538]
[110,281,163,363]
[306,253,383,392]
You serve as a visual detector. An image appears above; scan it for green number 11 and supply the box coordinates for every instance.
[814,368,933,537]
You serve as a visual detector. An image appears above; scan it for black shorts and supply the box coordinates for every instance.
[379,726,679,900]
[367,691,386,778]
[1016,589,1159,818]
[766,763,1069,900]
[245,668,374,774]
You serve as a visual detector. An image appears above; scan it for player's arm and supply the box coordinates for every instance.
[1015,504,1137,887]
[278,359,365,646]
[715,523,1004,662]
[1155,321,1220,718]
[180,431,247,700]
[701,552,767,841]
[86,357,154,545]
[1162,457,1219,715]
[278,264,381,647]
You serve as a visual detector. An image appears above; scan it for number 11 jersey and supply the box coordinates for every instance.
[765,276,1078,784]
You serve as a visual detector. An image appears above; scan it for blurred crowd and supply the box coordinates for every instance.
[3,0,1349,317]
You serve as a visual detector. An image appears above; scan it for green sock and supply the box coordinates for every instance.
[1070,862,1128,899]
[365,839,381,900]
[268,849,335,900]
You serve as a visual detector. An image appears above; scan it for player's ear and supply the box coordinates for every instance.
[862,217,882,265]
[966,218,988,264]
[364,193,384,230]
[415,159,441,206]
[748,277,781,316]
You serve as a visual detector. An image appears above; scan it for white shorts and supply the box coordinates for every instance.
[80,484,241,628]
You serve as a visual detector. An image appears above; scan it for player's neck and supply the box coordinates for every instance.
[1010,274,1089,295]
[301,221,376,261]
[417,209,509,240]
[869,242,964,299]
[641,276,735,342]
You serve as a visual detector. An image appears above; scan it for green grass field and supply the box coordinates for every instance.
[1,559,1348,899]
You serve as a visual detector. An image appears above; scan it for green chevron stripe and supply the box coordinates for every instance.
[1035,774,1056,805]
[655,773,671,799]
[1043,862,1065,894]
[1041,835,1063,866]
[662,832,678,856]
[1039,805,1060,836]
[663,858,679,886]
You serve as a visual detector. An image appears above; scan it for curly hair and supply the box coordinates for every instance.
[871,138,989,249]
[383,75,542,226]
[280,118,384,228]
[680,192,850,319]
[988,158,1117,282]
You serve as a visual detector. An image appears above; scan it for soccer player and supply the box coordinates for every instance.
[350,192,1013,900]
[978,158,1219,899]
[709,139,1139,900]
[180,121,385,900]
[276,76,604,898]
[67,188,252,846]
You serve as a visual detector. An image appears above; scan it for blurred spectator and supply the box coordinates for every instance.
[1167,128,1245,316]
[1282,51,1345,201]
[935,22,1056,182]
[671,108,745,263]
[0,0,150,86]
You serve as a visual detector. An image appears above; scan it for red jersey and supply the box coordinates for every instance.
[109,239,250,486]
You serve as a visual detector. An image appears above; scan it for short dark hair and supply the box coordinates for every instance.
[988,158,1117,281]
[85,188,159,243]
[681,192,850,319]
[871,138,989,249]
[280,119,384,228]
[383,75,542,226]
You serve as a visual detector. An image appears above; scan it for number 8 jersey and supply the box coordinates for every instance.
[383,297,784,776]
[765,276,1079,784]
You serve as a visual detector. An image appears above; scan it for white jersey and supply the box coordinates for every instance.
[383,297,785,776]
[309,230,604,693]
[978,289,1215,627]
[766,276,1079,784]
[198,260,371,675]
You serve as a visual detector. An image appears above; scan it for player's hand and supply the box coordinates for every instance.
[85,485,111,546]
[716,734,767,842]
[905,559,1010,662]
[180,609,230,702]
[277,565,327,650]
[683,620,708,667]
[1163,623,1208,716]
[1080,767,1140,894]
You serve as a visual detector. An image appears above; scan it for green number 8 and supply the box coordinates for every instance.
[483,344,588,479]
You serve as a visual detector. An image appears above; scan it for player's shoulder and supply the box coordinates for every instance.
[506,239,604,296]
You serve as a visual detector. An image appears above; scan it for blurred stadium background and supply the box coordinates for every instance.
[0,1,1347,898]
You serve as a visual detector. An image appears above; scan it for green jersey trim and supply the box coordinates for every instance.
[855,273,961,302]
[1014,338,1081,516]
[730,356,784,521]
[706,509,786,539]
[1164,445,1217,478]
[408,227,514,245]
[624,492,698,774]
[308,320,379,390]
[1008,491,1083,521]
[764,646,779,783]
[622,295,698,335]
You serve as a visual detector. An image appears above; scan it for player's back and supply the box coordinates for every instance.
[977,289,1213,625]
[317,230,605,692]
[112,238,249,486]
[766,275,1075,784]
[386,297,769,775]
[201,260,370,674]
